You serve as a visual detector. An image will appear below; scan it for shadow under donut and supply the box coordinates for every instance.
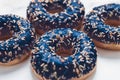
[0,57,29,74]
[96,47,120,59]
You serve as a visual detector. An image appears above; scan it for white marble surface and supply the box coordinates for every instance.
[0,0,120,80]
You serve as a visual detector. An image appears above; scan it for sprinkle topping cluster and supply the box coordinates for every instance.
[31,28,97,80]
[27,0,85,33]
[84,3,120,44]
[0,14,36,63]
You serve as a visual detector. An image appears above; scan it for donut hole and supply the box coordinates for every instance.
[0,21,20,41]
[44,2,66,14]
[0,26,14,40]
[104,20,120,27]
[56,43,74,57]
[101,12,120,27]
[54,36,75,57]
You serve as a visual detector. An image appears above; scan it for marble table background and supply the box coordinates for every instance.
[0,0,120,80]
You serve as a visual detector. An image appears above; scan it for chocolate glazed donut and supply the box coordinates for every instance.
[0,14,36,65]
[31,28,97,80]
[84,3,120,50]
[27,0,85,35]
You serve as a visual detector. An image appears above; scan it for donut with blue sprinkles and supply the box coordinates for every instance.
[0,14,36,65]
[84,3,120,50]
[31,28,97,80]
[27,0,85,35]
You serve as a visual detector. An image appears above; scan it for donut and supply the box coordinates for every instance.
[31,28,97,80]
[84,3,120,50]
[27,0,85,35]
[0,14,36,65]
